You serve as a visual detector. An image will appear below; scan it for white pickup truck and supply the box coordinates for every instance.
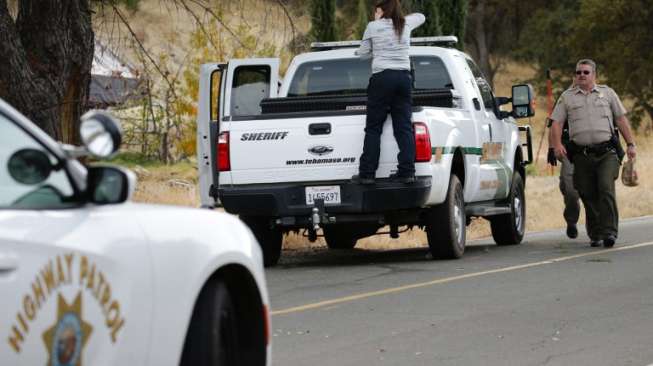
[197,36,534,267]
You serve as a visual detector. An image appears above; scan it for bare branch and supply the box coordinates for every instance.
[110,3,178,100]
[173,0,220,50]
[275,0,296,42]
[186,0,251,50]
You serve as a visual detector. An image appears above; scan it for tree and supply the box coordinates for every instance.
[568,0,653,129]
[438,0,467,49]
[309,0,337,42]
[0,0,95,144]
[354,0,371,39]
[466,0,551,87]
[408,0,441,38]
[515,0,579,95]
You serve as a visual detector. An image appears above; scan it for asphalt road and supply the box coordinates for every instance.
[266,216,653,366]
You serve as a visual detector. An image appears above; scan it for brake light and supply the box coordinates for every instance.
[218,131,230,171]
[414,122,431,162]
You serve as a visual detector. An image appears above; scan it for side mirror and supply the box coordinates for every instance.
[7,148,54,185]
[87,166,135,204]
[495,96,512,120]
[80,111,122,158]
[511,84,535,118]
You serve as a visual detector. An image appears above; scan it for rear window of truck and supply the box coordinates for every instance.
[287,56,453,97]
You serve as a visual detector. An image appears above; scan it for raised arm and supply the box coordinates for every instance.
[406,13,425,30]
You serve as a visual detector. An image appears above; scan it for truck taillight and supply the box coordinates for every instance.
[218,131,230,171]
[414,122,431,162]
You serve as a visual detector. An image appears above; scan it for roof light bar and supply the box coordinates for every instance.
[310,40,362,50]
[310,36,458,51]
[410,36,458,47]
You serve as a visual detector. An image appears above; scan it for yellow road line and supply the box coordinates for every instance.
[271,241,653,316]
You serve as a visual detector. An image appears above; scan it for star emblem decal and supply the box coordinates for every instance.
[42,292,93,366]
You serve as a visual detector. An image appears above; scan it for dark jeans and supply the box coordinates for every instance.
[358,69,415,178]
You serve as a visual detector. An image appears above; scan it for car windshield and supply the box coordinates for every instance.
[287,56,453,97]
[0,113,77,209]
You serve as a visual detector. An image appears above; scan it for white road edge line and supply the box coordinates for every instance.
[271,241,653,316]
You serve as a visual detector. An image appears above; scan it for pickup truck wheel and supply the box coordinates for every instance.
[426,175,465,259]
[240,216,282,267]
[491,173,525,245]
[180,280,241,366]
[323,226,358,249]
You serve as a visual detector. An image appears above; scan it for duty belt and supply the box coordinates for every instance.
[574,141,614,156]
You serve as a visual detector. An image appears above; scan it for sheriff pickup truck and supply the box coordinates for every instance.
[197,36,534,267]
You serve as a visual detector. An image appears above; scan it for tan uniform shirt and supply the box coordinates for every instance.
[550,85,627,146]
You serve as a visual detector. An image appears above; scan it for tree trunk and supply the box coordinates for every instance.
[468,1,492,84]
[0,0,94,144]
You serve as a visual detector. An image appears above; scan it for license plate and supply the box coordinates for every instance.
[305,186,341,205]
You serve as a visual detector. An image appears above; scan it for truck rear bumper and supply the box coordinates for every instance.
[219,177,431,216]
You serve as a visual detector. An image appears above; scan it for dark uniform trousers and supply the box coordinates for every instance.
[359,69,415,178]
[572,149,620,240]
[559,156,581,225]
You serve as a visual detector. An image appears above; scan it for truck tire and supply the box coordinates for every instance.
[240,216,282,267]
[180,280,241,366]
[491,173,525,245]
[426,175,465,259]
[323,225,358,249]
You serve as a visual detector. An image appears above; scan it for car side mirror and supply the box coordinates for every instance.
[7,148,55,185]
[80,111,122,158]
[87,166,136,204]
[511,84,535,119]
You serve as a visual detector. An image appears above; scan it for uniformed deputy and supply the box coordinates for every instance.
[550,59,637,248]
[547,117,582,239]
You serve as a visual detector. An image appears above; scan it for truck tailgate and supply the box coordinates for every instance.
[225,114,402,185]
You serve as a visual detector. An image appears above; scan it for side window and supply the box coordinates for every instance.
[466,59,495,111]
[230,65,270,116]
[411,56,454,90]
[210,69,223,122]
[0,114,76,209]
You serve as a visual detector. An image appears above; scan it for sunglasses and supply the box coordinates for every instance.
[575,70,591,75]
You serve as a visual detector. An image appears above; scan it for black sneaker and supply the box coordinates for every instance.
[351,174,375,185]
[603,235,616,248]
[590,239,602,248]
[389,173,416,184]
[566,223,578,239]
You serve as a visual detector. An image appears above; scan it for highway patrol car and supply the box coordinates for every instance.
[0,98,270,366]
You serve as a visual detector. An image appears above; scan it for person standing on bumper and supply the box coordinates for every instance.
[550,59,637,248]
[351,0,425,185]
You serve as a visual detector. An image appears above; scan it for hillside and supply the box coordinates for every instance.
[94,0,310,73]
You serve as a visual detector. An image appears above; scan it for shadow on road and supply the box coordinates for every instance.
[275,244,494,269]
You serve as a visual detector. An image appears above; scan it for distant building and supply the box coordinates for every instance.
[89,41,144,109]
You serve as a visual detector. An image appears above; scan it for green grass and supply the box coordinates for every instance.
[107,152,164,167]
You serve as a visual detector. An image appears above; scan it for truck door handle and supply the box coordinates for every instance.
[309,123,331,135]
[472,98,481,111]
[0,252,19,274]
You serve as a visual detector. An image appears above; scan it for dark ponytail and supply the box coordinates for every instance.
[375,0,405,38]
